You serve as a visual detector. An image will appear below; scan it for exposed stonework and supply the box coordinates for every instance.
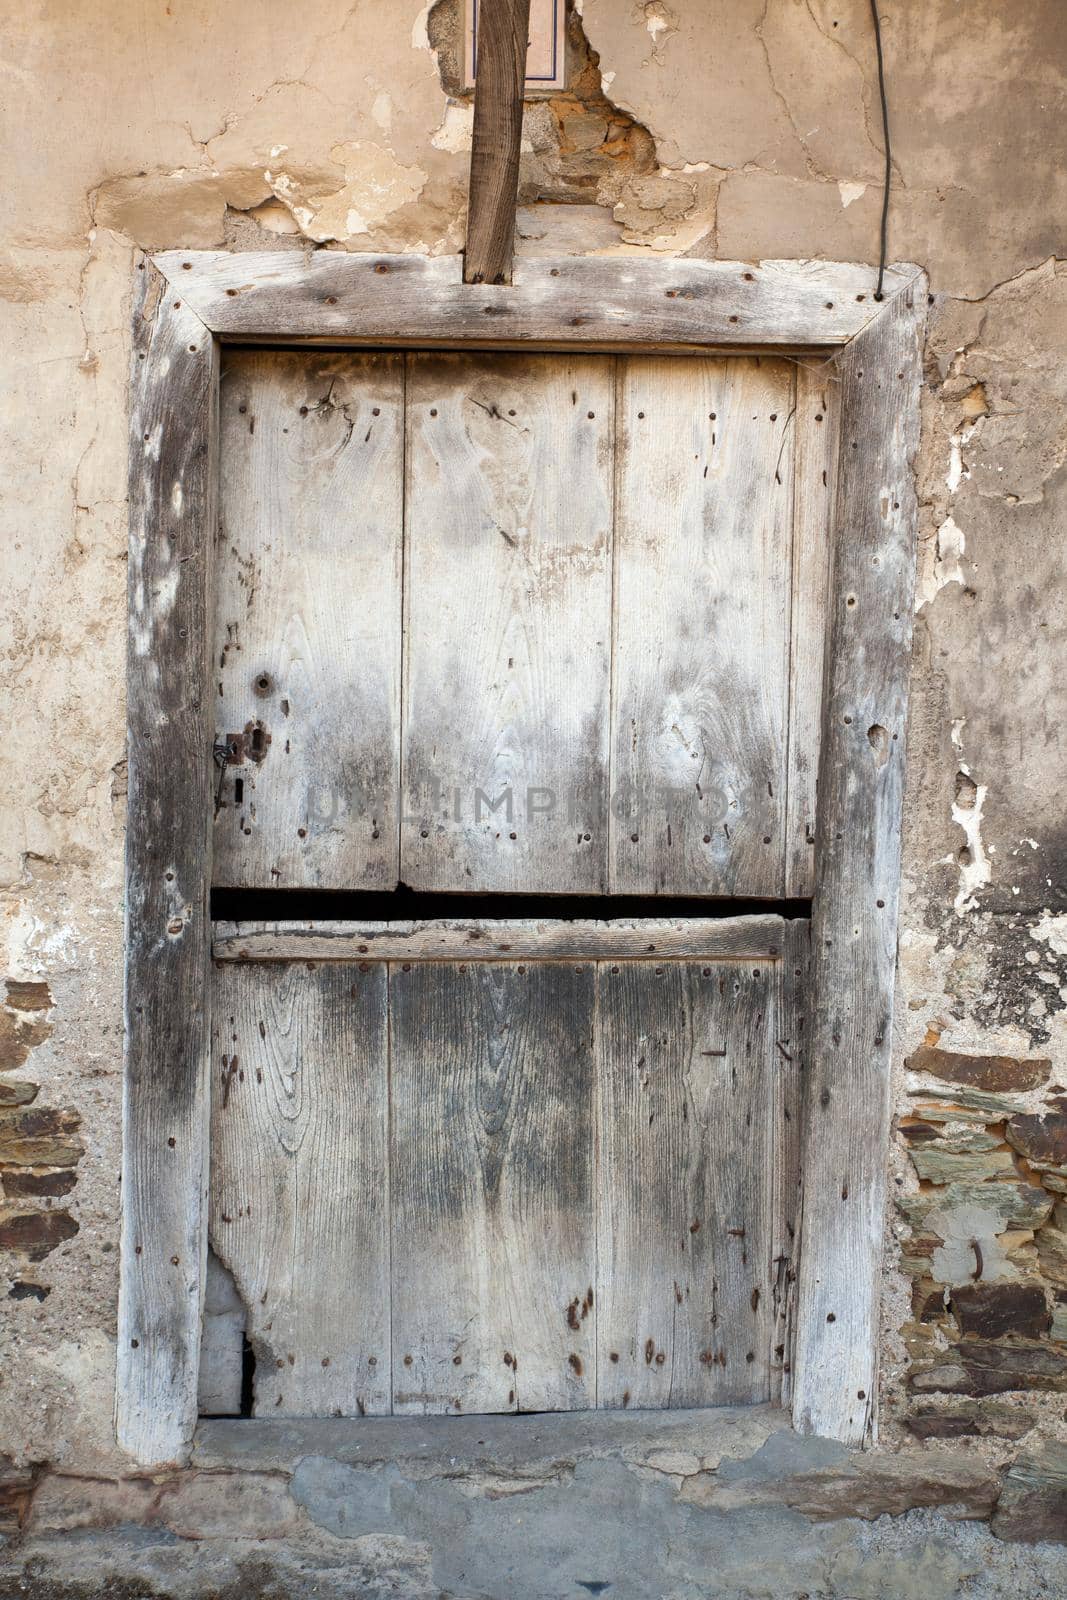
[3,1411,1064,1596]
[894,1043,1067,1455]
[992,1438,1067,1545]
[430,0,668,243]
[0,979,83,1297]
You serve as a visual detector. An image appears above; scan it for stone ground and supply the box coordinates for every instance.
[1,1409,1065,1600]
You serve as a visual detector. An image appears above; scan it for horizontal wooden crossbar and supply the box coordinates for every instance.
[212,916,786,963]
[154,251,921,350]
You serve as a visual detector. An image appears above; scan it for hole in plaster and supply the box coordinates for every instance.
[955,770,978,810]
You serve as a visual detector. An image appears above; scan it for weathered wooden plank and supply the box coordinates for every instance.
[596,960,776,1408]
[117,262,218,1469]
[210,961,391,1416]
[390,961,596,1414]
[401,352,614,892]
[610,355,795,896]
[791,280,926,1444]
[212,915,785,963]
[154,250,921,349]
[785,364,838,896]
[213,350,403,890]
[772,920,808,1405]
[197,1251,245,1417]
[463,0,532,284]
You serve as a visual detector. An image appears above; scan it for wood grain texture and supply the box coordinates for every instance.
[772,920,809,1405]
[213,350,403,890]
[390,961,596,1414]
[610,355,795,896]
[154,250,920,349]
[210,961,391,1417]
[212,915,786,964]
[401,352,614,892]
[596,960,776,1408]
[791,281,926,1444]
[784,363,838,897]
[463,0,532,285]
[117,262,218,1469]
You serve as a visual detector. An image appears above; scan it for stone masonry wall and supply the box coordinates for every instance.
[2,0,1066,1540]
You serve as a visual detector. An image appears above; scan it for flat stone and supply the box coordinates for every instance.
[900,1125,1004,1154]
[992,1438,1067,1544]
[913,1280,950,1322]
[0,1464,36,1535]
[5,979,53,1012]
[28,1469,301,1540]
[904,1401,1036,1441]
[27,1475,159,1534]
[195,1405,790,1481]
[907,1045,1051,1094]
[910,1339,1067,1395]
[559,110,611,151]
[909,1085,1030,1121]
[951,1282,1051,1341]
[640,1448,702,1476]
[1036,1225,1067,1288]
[290,1457,402,1539]
[680,1430,998,1521]
[909,1147,1016,1184]
[0,1205,79,1259]
[1007,1107,1067,1175]
[899,1181,1053,1234]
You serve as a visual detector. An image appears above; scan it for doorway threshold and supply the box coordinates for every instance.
[194,1403,790,1483]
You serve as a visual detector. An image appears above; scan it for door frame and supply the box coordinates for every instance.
[120,249,926,1466]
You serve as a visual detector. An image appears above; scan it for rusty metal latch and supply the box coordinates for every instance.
[213,737,241,816]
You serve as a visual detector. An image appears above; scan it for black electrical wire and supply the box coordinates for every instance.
[869,0,891,300]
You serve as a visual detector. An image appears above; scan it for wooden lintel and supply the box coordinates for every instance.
[463,0,532,285]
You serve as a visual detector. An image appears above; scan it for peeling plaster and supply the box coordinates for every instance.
[264,142,429,242]
[951,768,992,916]
[1031,913,1067,960]
[432,101,474,154]
[917,516,967,611]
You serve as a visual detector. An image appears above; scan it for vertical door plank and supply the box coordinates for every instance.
[213,351,403,889]
[772,920,808,1404]
[610,356,795,896]
[785,365,838,896]
[390,960,597,1413]
[209,962,391,1416]
[597,959,775,1408]
[401,353,614,893]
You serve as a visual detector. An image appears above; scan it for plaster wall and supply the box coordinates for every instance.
[2,0,1066,1505]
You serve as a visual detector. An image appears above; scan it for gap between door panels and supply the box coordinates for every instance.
[211,886,812,923]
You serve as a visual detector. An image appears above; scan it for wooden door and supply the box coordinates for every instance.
[205,345,829,1417]
[213,350,834,898]
[208,917,805,1416]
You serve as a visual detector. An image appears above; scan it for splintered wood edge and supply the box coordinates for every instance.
[212,916,788,963]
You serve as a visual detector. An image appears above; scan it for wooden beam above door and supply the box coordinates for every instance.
[463,0,532,285]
